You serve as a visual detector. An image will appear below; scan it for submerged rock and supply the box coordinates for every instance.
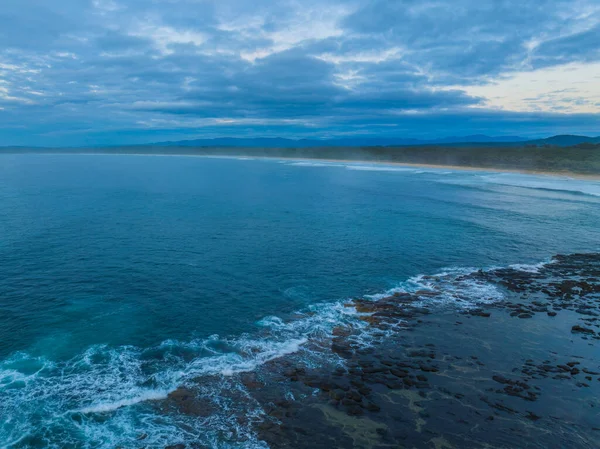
[572,325,596,334]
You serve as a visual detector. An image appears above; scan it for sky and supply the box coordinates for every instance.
[0,0,599,146]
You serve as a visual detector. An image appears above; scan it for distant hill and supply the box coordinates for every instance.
[526,135,600,146]
[431,135,527,144]
[151,135,528,148]
[2,134,599,150]
[150,134,600,148]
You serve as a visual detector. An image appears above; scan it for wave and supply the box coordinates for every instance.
[79,389,171,414]
[344,164,457,175]
[0,259,557,448]
[344,165,420,173]
[277,160,459,175]
[508,260,555,273]
[476,173,600,198]
[0,300,363,448]
[286,161,343,167]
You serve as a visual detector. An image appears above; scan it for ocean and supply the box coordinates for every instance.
[1,154,599,448]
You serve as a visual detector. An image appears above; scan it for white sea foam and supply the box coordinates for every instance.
[0,369,28,387]
[345,165,419,173]
[287,161,343,167]
[276,159,458,175]
[469,173,600,198]
[79,389,171,414]
[344,164,455,175]
[367,267,504,308]
[184,337,308,377]
[0,334,310,447]
[509,259,555,273]
[0,260,547,447]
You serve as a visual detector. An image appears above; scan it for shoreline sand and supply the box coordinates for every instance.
[3,151,600,181]
[274,157,600,181]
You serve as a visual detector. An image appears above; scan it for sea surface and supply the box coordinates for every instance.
[0,154,599,448]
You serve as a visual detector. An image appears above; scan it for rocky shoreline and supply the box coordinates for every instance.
[160,253,600,449]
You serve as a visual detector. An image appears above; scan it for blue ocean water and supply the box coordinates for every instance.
[0,154,599,448]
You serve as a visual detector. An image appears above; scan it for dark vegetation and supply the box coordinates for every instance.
[2,140,600,175]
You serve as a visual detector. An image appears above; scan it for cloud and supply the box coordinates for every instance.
[342,0,600,79]
[461,62,600,113]
[0,0,599,146]
[532,24,600,67]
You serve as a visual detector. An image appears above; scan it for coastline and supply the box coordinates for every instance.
[4,150,600,181]
[2,149,600,447]
[271,157,600,181]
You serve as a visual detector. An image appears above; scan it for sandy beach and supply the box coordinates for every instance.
[29,151,600,181]
[270,157,600,181]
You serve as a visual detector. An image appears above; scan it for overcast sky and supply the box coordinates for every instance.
[1,0,599,146]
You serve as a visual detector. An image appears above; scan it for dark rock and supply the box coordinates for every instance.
[571,325,595,334]
[346,390,362,402]
[492,375,511,385]
[576,308,599,316]
[240,372,264,390]
[408,350,435,359]
[386,380,405,389]
[329,389,345,401]
[390,369,408,378]
[419,364,438,372]
[302,376,322,388]
[402,378,415,387]
[346,405,363,416]
[365,402,381,412]
[332,326,352,337]
[167,388,214,417]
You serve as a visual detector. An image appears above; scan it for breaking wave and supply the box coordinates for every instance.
[456,173,600,198]
[344,165,420,173]
[286,161,344,168]
[0,259,557,448]
[366,267,505,308]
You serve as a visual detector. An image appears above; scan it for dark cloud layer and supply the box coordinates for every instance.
[0,0,598,146]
